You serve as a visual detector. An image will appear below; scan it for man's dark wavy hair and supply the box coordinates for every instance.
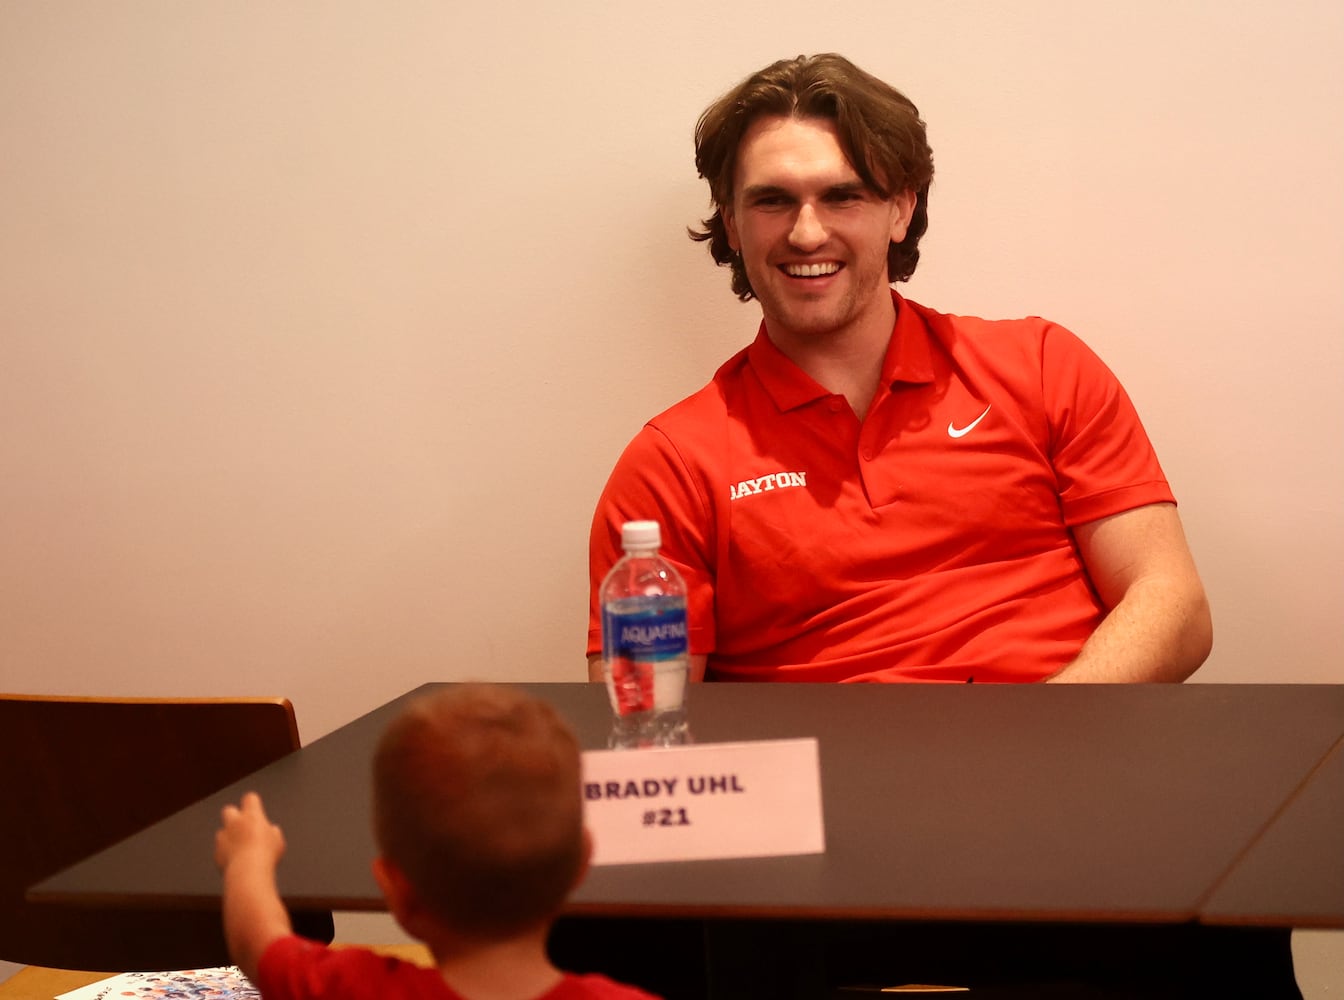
[690,54,935,301]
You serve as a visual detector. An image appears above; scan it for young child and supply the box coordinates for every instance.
[215,684,660,1000]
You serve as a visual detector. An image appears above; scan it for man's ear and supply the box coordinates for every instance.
[372,856,431,940]
[721,205,740,252]
[889,189,918,244]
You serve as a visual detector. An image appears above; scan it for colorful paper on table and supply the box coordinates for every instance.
[56,967,258,1000]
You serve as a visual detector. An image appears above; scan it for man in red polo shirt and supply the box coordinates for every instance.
[588,53,1212,685]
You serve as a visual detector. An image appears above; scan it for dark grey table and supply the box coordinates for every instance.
[1200,737,1344,928]
[31,683,1344,997]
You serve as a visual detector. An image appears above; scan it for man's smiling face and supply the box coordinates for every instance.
[722,115,915,352]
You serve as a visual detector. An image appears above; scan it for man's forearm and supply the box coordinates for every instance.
[1047,576,1212,683]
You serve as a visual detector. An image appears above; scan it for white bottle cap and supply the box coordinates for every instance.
[621,520,661,550]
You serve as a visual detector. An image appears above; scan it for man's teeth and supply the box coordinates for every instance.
[784,262,840,277]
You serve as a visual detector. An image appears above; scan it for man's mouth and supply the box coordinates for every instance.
[781,262,842,278]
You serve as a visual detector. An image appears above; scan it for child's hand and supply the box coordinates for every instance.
[215,791,286,872]
[215,792,293,982]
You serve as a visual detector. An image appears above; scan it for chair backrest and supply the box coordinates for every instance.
[0,694,332,970]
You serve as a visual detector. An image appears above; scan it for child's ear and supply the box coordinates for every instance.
[371,856,405,913]
[572,827,594,890]
[372,856,430,940]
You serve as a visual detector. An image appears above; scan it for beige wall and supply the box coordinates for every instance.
[3,2,1342,729]
[3,3,1342,989]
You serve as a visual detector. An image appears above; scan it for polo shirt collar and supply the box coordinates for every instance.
[746,290,937,412]
[882,291,937,388]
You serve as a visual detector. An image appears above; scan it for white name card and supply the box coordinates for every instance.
[581,737,825,865]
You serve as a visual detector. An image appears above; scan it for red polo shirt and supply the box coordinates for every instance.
[588,293,1174,683]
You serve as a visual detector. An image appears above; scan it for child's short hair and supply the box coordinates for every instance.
[372,684,584,938]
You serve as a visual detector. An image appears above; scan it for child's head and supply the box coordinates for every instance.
[371,684,586,941]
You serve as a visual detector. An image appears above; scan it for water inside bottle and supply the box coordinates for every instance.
[605,659,690,749]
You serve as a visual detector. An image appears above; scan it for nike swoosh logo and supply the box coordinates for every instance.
[947,405,991,438]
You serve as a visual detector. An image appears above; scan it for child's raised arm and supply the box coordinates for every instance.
[214,791,294,985]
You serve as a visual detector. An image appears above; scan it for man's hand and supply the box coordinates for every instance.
[215,791,286,873]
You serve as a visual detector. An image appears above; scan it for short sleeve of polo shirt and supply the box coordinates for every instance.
[257,936,660,1000]
[1040,322,1174,525]
[257,935,453,1000]
[588,422,716,658]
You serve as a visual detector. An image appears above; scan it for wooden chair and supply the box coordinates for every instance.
[0,694,334,973]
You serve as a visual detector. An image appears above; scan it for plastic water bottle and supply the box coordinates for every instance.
[599,520,690,747]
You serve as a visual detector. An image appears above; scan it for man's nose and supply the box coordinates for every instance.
[788,204,827,251]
